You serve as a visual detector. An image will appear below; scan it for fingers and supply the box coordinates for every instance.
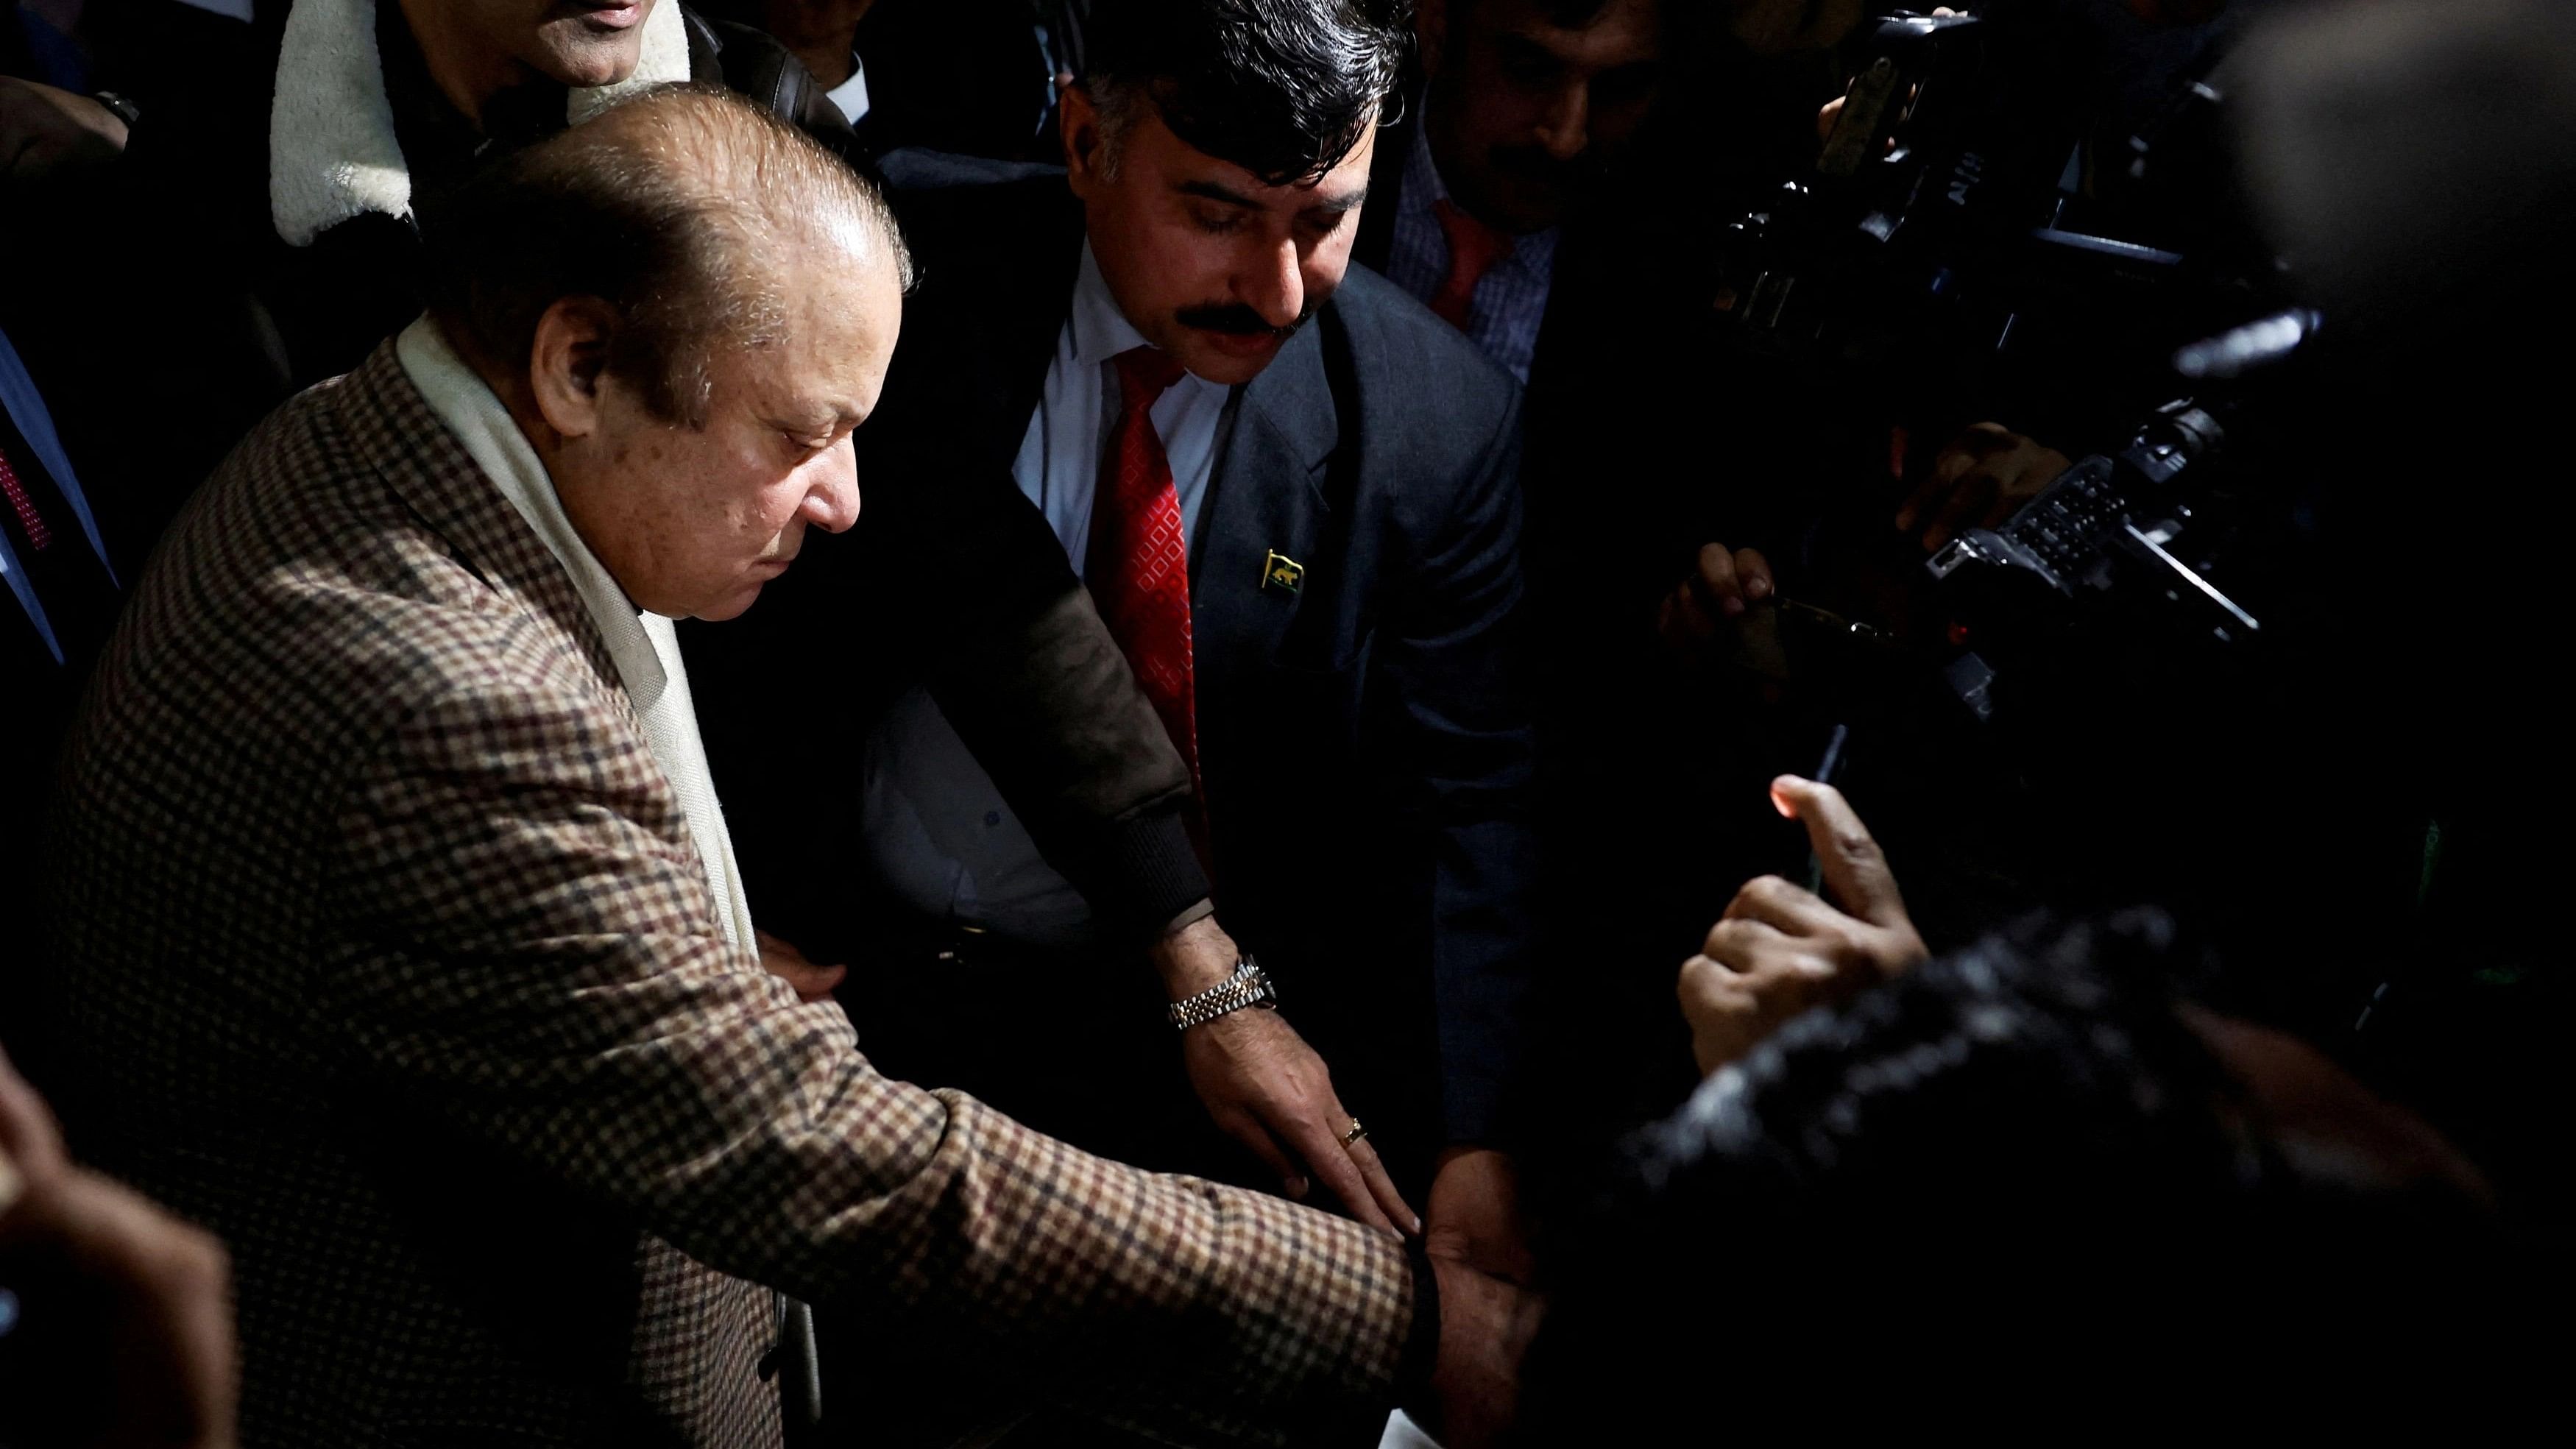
[792,963,847,1003]
[1722,872,1851,938]
[1282,1108,1398,1233]
[1769,774,1909,928]
[1733,548,1774,603]
[1214,1108,1310,1202]
[1698,914,1789,972]
[1688,542,1744,617]
[1977,444,2074,529]
[1921,470,1998,550]
[1341,1126,1420,1235]
[1685,542,1774,621]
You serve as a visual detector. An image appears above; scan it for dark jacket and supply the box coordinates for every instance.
[57,0,1209,941]
[704,157,1541,1155]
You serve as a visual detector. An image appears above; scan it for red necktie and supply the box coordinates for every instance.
[1088,346,1206,815]
[1429,197,1512,331]
[0,447,52,552]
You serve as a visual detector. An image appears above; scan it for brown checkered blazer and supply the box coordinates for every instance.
[40,344,1415,1448]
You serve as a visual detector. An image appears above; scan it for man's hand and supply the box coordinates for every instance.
[0,78,128,186]
[1894,422,2071,552]
[1657,540,1774,651]
[0,1046,238,1449]
[1411,1251,1543,1449]
[754,928,847,1004]
[1157,915,1418,1233]
[1678,775,1928,1076]
[1423,1147,1532,1286]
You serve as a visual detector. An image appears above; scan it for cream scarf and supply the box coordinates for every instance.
[394,317,758,953]
[271,0,692,247]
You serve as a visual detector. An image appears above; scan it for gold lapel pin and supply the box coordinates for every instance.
[1261,550,1306,597]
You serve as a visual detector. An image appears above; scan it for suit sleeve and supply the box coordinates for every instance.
[314,676,1408,1445]
[849,374,1213,944]
[1384,390,1543,1149]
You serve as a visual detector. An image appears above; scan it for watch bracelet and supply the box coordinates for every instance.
[1168,957,1275,1031]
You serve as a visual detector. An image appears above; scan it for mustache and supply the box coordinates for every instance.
[1175,300,1315,338]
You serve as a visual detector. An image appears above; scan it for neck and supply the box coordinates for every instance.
[394,0,544,128]
[763,1,871,90]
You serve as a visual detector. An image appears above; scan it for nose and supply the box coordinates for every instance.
[1240,235,1305,330]
[1536,82,1590,163]
[803,443,861,534]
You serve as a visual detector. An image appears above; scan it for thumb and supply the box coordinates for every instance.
[0,1043,66,1181]
[1771,775,1908,928]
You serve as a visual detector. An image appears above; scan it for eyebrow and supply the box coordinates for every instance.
[1179,178,1371,216]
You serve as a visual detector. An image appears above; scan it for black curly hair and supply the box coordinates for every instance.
[1080,0,1413,185]
[1513,910,2505,1441]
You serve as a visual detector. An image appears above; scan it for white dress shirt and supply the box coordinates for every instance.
[857,243,1235,946]
[823,52,871,127]
[1381,122,1561,384]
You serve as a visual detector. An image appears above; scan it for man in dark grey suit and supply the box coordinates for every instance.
[696,0,1540,1290]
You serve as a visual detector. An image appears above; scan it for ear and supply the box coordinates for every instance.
[1061,82,1107,200]
[1417,0,1451,79]
[527,296,620,442]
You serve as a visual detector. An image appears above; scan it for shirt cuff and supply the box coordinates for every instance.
[1160,898,1217,937]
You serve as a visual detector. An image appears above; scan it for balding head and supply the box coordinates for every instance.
[425,84,910,427]
[422,86,909,623]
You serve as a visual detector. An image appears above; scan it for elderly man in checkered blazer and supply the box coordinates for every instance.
[36,88,1529,1448]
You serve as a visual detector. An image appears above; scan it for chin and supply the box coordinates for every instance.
[537,30,646,88]
[690,589,762,624]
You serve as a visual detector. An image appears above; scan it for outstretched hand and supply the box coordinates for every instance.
[1677,776,1928,1075]
[1160,917,1418,1233]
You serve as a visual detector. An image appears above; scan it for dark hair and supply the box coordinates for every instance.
[1516,911,2508,1439]
[420,85,910,428]
[1081,0,1412,185]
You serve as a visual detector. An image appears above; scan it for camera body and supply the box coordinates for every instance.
[1926,396,2257,723]
[1713,6,2296,732]
[1718,8,2218,426]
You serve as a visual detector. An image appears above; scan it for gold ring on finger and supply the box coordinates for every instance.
[1340,1118,1367,1147]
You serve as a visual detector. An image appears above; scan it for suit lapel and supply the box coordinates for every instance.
[1192,313,1343,690]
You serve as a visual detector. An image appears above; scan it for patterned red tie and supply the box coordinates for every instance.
[0,447,52,552]
[1429,197,1512,331]
[1088,346,1206,820]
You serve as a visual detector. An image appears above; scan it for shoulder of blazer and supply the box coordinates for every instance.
[1328,263,1523,464]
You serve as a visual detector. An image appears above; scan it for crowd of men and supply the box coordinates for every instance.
[0,1,2560,1445]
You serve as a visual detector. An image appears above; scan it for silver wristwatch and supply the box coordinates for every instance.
[1168,955,1278,1031]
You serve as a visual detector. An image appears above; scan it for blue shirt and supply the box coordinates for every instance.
[1379,122,1561,384]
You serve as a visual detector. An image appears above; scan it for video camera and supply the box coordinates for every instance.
[1722,4,2251,390]
[1713,4,2304,733]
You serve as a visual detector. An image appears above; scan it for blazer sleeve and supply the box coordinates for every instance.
[849,390,1214,944]
[1384,389,1543,1149]
[313,674,1409,1445]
